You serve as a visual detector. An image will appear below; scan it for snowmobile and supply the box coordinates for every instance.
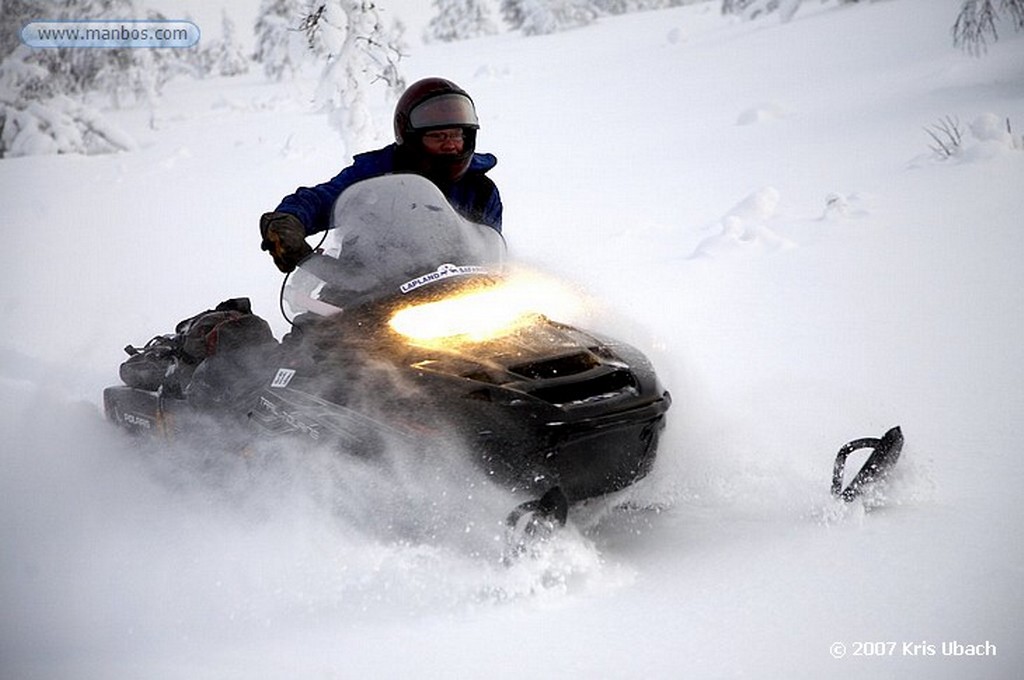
[103,174,673,524]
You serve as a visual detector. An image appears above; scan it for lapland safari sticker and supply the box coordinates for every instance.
[400,264,486,294]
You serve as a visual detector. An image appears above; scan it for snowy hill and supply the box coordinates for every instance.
[2,1,1022,678]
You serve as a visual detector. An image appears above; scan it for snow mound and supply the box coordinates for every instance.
[736,102,786,126]
[970,112,1014,144]
[961,112,1024,161]
[689,187,795,258]
[473,64,511,80]
[725,186,781,222]
[913,112,1024,166]
[821,191,871,221]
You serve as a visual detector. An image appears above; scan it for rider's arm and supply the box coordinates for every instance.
[273,146,397,235]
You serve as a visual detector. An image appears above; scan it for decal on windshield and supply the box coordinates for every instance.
[399,264,486,294]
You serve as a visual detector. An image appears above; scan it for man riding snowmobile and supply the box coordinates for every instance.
[105,78,677,530]
[259,77,503,273]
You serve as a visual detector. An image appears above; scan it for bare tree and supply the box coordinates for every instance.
[923,116,964,159]
[953,0,1024,54]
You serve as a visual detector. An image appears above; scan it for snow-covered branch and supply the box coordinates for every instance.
[1,91,136,157]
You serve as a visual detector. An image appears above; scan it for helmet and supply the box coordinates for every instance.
[393,77,480,184]
[393,77,479,145]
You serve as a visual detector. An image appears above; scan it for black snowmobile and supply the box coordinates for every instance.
[104,175,673,521]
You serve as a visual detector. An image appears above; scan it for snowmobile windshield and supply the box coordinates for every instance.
[284,174,506,317]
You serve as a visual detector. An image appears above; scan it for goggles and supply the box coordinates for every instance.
[409,93,479,131]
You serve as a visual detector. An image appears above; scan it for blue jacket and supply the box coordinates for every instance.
[275,144,503,234]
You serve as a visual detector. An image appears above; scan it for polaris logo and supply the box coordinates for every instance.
[123,412,152,429]
[400,264,486,293]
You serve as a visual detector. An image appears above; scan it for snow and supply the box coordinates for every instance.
[2,0,1023,678]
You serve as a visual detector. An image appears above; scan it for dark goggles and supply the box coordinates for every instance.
[409,93,479,131]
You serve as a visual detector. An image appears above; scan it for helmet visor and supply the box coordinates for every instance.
[409,93,479,131]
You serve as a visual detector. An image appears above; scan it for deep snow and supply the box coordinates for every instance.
[2,0,1023,678]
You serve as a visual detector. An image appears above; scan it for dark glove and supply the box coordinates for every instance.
[260,212,313,273]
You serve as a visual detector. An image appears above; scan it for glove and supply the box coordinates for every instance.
[260,212,313,273]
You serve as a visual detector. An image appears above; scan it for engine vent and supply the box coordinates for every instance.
[527,368,637,407]
[509,352,599,380]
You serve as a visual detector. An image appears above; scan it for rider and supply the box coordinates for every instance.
[260,77,503,273]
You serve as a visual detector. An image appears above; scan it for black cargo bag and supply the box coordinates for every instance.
[119,298,276,396]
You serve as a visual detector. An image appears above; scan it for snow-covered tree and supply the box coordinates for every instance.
[425,0,498,43]
[953,0,1024,54]
[202,11,251,77]
[722,0,781,21]
[593,0,685,14]
[721,0,845,24]
[0,0,187,157]
[254,0,309,81]
[501,0,527,28]
[300,1,407,154]
[0,0,187,105]
[503,0,598,35]
[0,45,136,157]
[1,0,39,59]
[3,0,138,100]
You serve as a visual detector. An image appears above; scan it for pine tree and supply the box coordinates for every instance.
[592,0,674,14]
[517,0,598,36]
[501,0,527,29]
[254,0,308,81]
[720,0,781,20]
[1,0,42,59]
[425,0,498,43]
[205,10,251,77]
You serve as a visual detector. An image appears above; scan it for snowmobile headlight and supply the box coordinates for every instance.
[389,272,585,344]
[389,284,538,343]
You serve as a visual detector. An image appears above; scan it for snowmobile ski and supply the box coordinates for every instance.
[502,486,570,564]
[506,485,570,529]
[831,425,903,502]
